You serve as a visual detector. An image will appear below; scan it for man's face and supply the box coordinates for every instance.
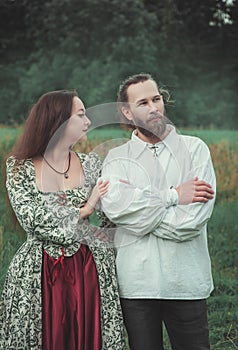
[122,79,167,139]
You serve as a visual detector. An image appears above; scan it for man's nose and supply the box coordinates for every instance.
[148,101,158,112]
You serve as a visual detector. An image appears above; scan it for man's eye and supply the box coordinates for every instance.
[154,96,161,102]
[138,102,147,106]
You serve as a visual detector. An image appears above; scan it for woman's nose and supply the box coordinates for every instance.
[85,116,91,126]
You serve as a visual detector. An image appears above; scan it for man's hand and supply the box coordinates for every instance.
[176,177,214,204]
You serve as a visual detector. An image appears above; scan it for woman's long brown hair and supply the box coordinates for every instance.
[4,89,78,228]
[12,89,78,160]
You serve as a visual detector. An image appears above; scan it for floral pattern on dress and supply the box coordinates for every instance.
[0,152,126,350]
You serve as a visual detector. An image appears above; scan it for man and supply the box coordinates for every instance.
[100,73,216,350]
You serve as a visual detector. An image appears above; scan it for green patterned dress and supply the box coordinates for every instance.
[0,152,126,350]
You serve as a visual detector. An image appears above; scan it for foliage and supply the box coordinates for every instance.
[210,141,238,202]
[0,0,237,127]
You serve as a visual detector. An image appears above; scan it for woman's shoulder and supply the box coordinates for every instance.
[76,151,101,167]
[76,152,102,182]
[6,155,17,165]
[6,156,24,171]
[6,156,33,169]
[6,156,34,183]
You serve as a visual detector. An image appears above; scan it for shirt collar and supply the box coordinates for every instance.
[129,125,181,159]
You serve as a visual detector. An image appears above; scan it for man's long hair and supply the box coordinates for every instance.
[117,73,171,130]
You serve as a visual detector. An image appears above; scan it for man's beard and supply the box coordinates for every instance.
[135,113,169,139]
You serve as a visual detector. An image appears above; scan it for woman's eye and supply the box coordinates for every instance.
[77,113,85,118]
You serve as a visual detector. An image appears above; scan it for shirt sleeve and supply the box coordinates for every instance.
[153,140,216,242]
[100,151,178,236]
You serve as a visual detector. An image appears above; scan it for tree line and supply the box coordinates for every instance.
[0,0,237,128]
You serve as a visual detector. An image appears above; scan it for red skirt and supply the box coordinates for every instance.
[42,244,102,350]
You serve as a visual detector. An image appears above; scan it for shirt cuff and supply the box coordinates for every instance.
[165,187,178,207]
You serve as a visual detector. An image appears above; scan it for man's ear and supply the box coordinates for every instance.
[121,106,133,121]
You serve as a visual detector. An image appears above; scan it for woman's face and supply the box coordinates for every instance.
[66,96,91,144]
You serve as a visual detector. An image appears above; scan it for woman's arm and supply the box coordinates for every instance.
[79,180,109,218]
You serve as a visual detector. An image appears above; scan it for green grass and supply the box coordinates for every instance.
[208,199,238,349]
[88,127,238,146]
[0,126,21,139]
[87,126,130,140]
[1,125,238,146]
[180,129,238,146]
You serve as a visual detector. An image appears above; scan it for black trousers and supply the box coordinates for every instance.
[120,298,210,350]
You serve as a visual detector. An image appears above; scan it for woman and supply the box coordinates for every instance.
[0,90,125,349]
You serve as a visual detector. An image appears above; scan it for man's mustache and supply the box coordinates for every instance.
[147,112,164,121]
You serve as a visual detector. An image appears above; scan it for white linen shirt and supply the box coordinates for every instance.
[101,126,216,299]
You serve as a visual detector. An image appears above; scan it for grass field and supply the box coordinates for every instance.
[88,127,238,145]
[0,126,238,349]
[1,124,238,145]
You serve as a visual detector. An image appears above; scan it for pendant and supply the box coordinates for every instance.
[64,172,69,179]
